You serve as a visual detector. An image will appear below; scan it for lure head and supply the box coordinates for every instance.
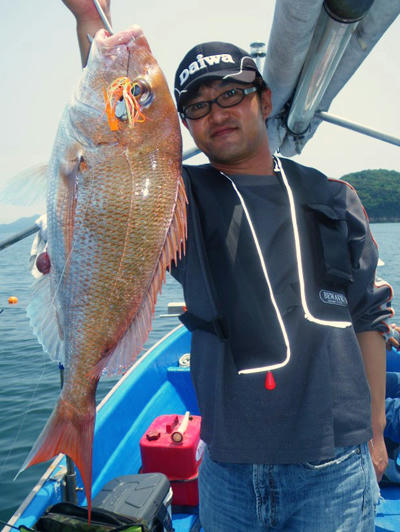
[70,25,179,149]
[103,75,154,131]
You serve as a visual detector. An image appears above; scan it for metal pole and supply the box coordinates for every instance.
[92,0,113,34]
[287,1,374,136]
[316,111,400,147]
[183,146,201,161]
[0,147,202,254]
[250,41,267,73]
[0,225,39,252]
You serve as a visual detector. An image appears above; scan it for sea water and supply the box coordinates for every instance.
[0,223,398,523]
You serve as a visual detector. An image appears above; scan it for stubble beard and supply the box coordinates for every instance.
[206,134,263,169]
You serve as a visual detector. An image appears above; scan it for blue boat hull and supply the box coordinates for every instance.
[4,325,400,531]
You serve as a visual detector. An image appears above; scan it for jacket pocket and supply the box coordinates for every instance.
[306,203,354,287]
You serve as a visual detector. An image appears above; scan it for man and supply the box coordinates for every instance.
[62,2,392,530]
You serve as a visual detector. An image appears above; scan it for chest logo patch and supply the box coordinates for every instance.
[319,290,348,307]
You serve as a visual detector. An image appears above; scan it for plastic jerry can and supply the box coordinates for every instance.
[140,413,202,506]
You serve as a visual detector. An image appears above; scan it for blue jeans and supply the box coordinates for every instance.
[198,443,379,531]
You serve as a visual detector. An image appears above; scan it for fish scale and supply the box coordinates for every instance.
[22,25,185,520]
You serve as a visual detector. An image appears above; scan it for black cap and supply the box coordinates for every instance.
[174,41,261,111]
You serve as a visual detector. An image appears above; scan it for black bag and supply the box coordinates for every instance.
[34,502,148,532]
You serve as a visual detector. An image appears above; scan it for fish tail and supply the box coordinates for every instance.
[19,396,96,520]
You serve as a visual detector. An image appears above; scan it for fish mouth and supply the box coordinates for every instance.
[96,25,151,54]
[78,25,156,133]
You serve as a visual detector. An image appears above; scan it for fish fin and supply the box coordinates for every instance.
[165,174,188,266]
[19,395,96,519]
[0,163,48,208]
[100,175,187,376]
[26,274,65,364]
[99,290,155,376]
[173,174,188,260]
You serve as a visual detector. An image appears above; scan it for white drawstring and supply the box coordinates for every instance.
[220,171,291,375]
[274,158,351,329]
[220,159,351,375]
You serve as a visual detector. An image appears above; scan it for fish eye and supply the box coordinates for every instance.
[132,79,153,107]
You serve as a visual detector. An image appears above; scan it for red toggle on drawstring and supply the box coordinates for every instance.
[265,371,276,390]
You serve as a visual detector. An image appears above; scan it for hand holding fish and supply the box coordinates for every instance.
[61,0,110,22]
[62,0,112,66]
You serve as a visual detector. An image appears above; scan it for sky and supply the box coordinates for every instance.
[0,0,399,223]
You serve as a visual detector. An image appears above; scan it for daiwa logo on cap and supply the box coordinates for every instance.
[179,53,236,86]
[174,41,260,110]
[319,290,348,307]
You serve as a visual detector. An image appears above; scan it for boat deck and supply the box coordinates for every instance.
[376,485,400,531]
[4,326,400,531]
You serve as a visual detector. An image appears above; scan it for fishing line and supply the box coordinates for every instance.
[220,171,291,374]
[0,224,66,478]
[0,346,55,480]
[1,177,93,481]
[50,242,74,309]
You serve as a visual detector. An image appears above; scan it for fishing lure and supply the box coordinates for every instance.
[103,77,147,131]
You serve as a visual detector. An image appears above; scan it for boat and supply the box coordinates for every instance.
[1,0,400,530]
[3,324,203,532]
[1,323,400,531]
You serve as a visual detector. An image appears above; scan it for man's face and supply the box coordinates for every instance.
[182,80,272,169]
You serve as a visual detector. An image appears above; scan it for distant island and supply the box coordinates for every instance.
[0,215,40,234]
[340,169,400,222]
[0,168,399,234]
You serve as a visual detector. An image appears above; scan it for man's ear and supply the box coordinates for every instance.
[261,88,272,121]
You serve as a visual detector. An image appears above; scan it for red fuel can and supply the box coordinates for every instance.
[140,413,202,506]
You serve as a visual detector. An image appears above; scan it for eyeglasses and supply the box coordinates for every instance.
[181,86,258,120]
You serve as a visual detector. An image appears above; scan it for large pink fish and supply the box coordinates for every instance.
[22,25,186,516]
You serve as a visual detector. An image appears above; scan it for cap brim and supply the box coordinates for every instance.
[177,69,257,109]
